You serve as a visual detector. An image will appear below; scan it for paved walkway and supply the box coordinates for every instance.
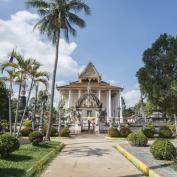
[42,135,145,177]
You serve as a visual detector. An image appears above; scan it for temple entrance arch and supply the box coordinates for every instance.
[76,92,102,133]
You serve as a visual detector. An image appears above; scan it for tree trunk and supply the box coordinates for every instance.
[13,75,22,135]
[39,101,45,133]
[32,84,38,130]
[9,80,12,135]
[46,30,60,141]
[16,78,34,137]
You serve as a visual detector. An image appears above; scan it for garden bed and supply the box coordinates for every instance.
[0,141,64,177]
[116,143,177,177]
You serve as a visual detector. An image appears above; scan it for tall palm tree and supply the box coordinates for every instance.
[0,69,17,134]
[16,60,49,137]
[1,51,32,135]
[26,0,91,140]
[32,73,49,130]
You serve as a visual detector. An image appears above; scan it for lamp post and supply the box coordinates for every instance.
[39,92,48,133]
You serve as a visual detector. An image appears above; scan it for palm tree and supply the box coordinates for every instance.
[1,51,32,135]
[32,72,49,130]
[0,69,17,134]
[26,0,91,140]
[16,60,49,137]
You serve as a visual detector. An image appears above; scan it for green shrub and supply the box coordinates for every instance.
[127,132,148,146]
[43,126,58,137]
[159,126,173,138]
[20,127,33,137]
[0,120,8,132]
[23,120,32,128]
[50,128,58,137]
[150,139,176,160]
[146,123,155,130]
[60,128,70,137]
[120,127,132,137]
[108,128,121,137]
[142,127,154,138]
[29,131,43,145]
[0,134,20,156]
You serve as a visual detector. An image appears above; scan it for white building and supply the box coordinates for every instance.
[57,62,123,133]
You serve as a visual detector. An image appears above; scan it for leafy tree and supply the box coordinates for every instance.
[123,107,135,118]
[137,33,177,116]
[0,69,18,134]
[0,81,9,120]
[26,0,91,140]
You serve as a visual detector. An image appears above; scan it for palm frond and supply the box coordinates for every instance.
[67,12,86,28]
[66,0,91,15]
[26,0,49,9]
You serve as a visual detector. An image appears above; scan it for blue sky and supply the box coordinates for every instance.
[0,0,177,106]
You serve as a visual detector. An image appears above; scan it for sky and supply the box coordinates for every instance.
[0,0,177,107]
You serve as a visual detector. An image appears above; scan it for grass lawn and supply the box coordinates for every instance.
[0,141,63,177]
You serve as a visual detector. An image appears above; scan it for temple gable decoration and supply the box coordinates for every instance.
[76,93,102,109]
[79,62,101,82]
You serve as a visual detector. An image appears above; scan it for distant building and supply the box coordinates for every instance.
[57,62,123,133]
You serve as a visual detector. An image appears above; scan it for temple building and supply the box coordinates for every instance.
[57,62,123,133]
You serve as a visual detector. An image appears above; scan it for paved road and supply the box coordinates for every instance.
[42,135,145,177]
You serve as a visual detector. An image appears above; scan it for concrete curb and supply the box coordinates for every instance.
[105,136,126,140]
[115,145,161,177]
[26,142,65,177]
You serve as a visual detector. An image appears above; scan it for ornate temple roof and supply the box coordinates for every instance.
[79,62,102,82]
[57,62,123,91]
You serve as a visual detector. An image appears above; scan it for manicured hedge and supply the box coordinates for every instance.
[20,127,33,137]
[159,126,173,138]
[0,134,20,156]
[142,127,154,138]
[120,127,132,137]
[60,128,70,137]
[127,132,148,146]
[108,128,121,137]
[29,131,43,145]
[150,139,176,160]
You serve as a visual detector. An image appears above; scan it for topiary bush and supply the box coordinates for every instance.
[20,127,33,137]
[150,139,176,160]
[159,126,173,138]
[50,128,58,137]
[127,132,148,146]
[142,127,154,138]
[23,120,32,128]
[60,128,70,137]
[120,127,132,137]
[0,134,20,156]
[29,131,43,145]
[108,128,121,137]
[43,126,58,137]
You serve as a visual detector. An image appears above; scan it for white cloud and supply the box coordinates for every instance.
[0,10,81,80]
[123,86,140,108]
[56,80,67,86]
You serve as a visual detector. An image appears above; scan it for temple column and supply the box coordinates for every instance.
[78,89,81,99]
[68,90,71,108]
[58,90,61,104]
[98,90,101,100]
[108,90,112,119]
[119,92,123,123]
